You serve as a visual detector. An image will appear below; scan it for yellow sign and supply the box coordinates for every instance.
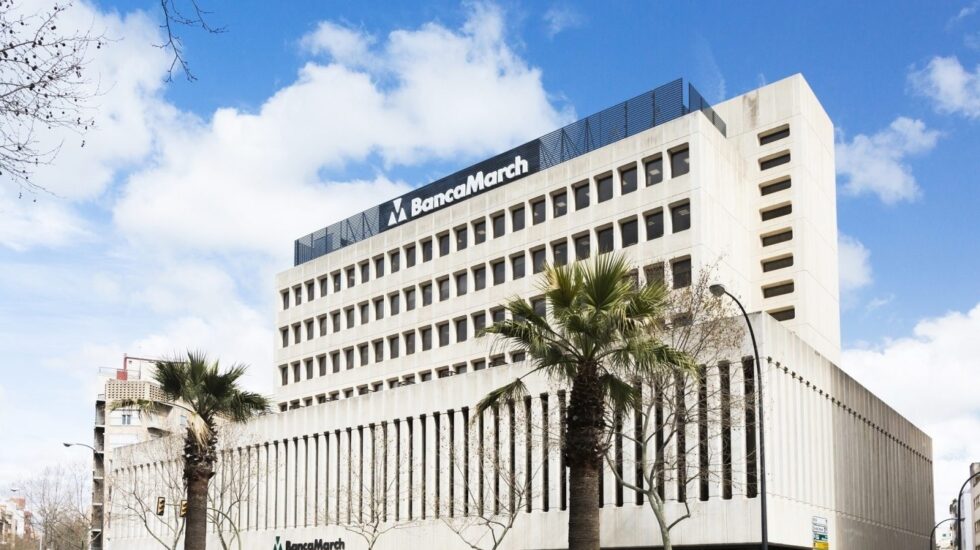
[814,542,829,550]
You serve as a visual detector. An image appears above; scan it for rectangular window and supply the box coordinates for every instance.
[306,281,314,302]
[474,266,486,291]
[456,226,468,251]
[597,175,613,203]
[575,234,590,260]
[761,204,792,221]
[621,219,638,247]
[388,336,399,359]
[456,272,467,296]
[319,277,329,297]
[360,302,370,325]
[421,327,433,351]
[422,282,433,305]
[645,156,663,186]
[438,234,450,257]
[532,248,546,274]
[405,288,417,310]
[492,260,506,285]
[294,286,302,306]
[553,240,568,266]
[620,166,637,195]
[280,365,288,386]
[345,307,355,328]
[671,202,691,232]
[769,307,796,321]
[531,199,546,225]
[374,340,384,363]
[491,308,505,324]
[645,262,666,287]
[473,312,486,332]
[331,352,340,373]
[762,229,793,246]
[762,255,794,272]
[492,213,505,238]
[645,210,664,240]
[405,245,417,268]
[346,267,356,288]
[422,239,433,262]
[597,227,614,254]
[438,278,450,301]
[292,363,300,383]
[512,254,525,279]
[360,263,370,284]
[318,355,326,376]
[763,281,795,298]
[359,345,369,366]
[389,294,400,315]
[574,182,589,210]
[512,206,526,231]
[670,146,690,177]
[759,125,790,145]
[474,219,487,244]
[405,332,416,355]
[760,152,791,171]
[306,319,314,340]
[532,298,546,317]
[455,318,467,343]
[390,250,401,273]
[672,258,692,289]
[331,311,341,333]
[332,272,341,293]
[374,256,384,278]
[438,323,450,347]
[761,177,791,196]
[319,315,328,337]
[293,324,301,344]
[374,298,385,320]
[553,191,567,217]
[345,348,354,370]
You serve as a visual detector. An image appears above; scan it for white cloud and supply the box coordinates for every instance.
[836,117,939,204]
[949,0,980,24]
[0,190,90,251]
[542,5,584,38]
[910,55,980,119]
[842,303,980,519]
[301,21,376,67]
[838,234,872,293]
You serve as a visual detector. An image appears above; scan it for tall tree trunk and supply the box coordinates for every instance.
[184,464,211,550]
[565,367,604,550]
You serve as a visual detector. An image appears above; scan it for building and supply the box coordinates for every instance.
[968,462,979,550]
[0,497,29,545]
[105,74,934,549]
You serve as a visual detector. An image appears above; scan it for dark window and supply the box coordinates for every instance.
[574,183,590,210]
[405,245,416,268]
[439,234,450,256]
[389,336,399,359]
[438,278,450,301]
[438,323,450,347]
[670,147,690,177]
[319,316,327,336]
[390,251,401,273]
[405,288,417,310]
[471,360,484,372]
[512,254,525,279]
[763,281,795,298]
[292,363,300,383]
[359,303,369,324]
[331,352,340,373]
[597,176,613,203]
[293,324,301,344]
[761,178,791,196]
[620,167,637,195]
[511,351,525,363]
[421,328,432,351]
[759,126,790,145]
[553,241,568,266]
[760,152,790,171]
[532,248,546,274]
[473,312,486,332]
[456,227,468,251]
[575,234,590,260]
[645,156,663,186]
[318,356,326,376]
[474,266,486,291]
[645,210,664,240]
[319,278,329,297]
[761,204,792,221]
[553,192,567,217]
[422,282,433,305]
[360,263,370,283]
[644,264,665,286]
[762,229,793,247]
[621,219,638,247]
[762,255,794,272]
[306,319,314,340]
[405,332,416,355]
[492,213,505,238]
[345,348,354,370]
[374,257,385,278]
[359,345,369,366]
[331,312,341,333]
[474,220,487,244]
[512,207,525,231]
[306,281,314,301]
[346,267,356,288]
[455,318,467,343]
[375,298,385,320]
[671,202,691,232]
[532,199,546,225]
[374,340,384,363]
[456,272,467,296]
[491,308,505,324]
[281,290,290,310]
[294,287,301,306]
[422,239,433,262]
[492,260,506,285]
[769,308,796,321]
[532,298,546,317]
[389,294,400,315]
[280,365,288,386]
[490,355,506,367]
[332,272,341,292]
[597,227,614,254]
[672,259,692,289]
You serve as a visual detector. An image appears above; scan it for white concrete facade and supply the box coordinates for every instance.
[104,75,933,550]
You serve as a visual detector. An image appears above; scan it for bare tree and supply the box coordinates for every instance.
[156,0,223,82]
[207,430,259,550]
[109,437,186,550]
[17,461,91,550]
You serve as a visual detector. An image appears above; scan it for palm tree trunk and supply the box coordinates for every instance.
[568,460,601,550]
[566,367,604,550]
[184,463,211,550]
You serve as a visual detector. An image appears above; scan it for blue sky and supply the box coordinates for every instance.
[0,0,977,522]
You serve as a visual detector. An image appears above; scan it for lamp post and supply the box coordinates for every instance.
[955,470,980,550]
[710,283,768,550]
[929,517,955,550]
[62,442,96,452]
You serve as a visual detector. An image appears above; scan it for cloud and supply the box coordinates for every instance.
[842,303,980,519]
[542,5,584,38]
[910,55,980,119]
[838,234,872,294]
[835,117,939,204]
[949,0,980,24]
[301,21,376,67]
[694,35,726,103]
[0,190,91,251]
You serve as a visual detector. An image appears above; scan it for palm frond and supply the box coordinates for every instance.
[475,378,529,417]
[599,373,639,412]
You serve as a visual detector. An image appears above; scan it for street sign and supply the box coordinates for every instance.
[812,516,829,549]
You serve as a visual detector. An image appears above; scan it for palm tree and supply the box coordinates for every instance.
[477,254,689,550]
[113,352,269,550]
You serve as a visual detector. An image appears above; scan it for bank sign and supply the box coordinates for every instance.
[380,143,540,230]
[273,535,345,550]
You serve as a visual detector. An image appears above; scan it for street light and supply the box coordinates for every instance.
[955,470,980,550]
[709,283,768,550]
[62,442,96,452]
[929,517,955,550]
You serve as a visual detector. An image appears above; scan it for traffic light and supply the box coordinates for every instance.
[179,500,187,518]
[156,497,165,516]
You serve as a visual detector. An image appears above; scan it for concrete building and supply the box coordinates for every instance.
[0,497,29,546]
[104,75,934,549]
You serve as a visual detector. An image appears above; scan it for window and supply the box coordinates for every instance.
[769,307,796,321]
[511,351,526,363]
[455,318,467,343]
[291,363,301,383]
[553,191,567,217]
[389,294,400,315]
[490,355,506,367]
[319,315,327,336]
[438,234,450,256]
[280,290,290,310]
[645,155,663,186]
[761,204,792,221]
[331,311,341,333]
[359,345,369,366]
[422,239,433,262]
[405,332,416,355]
[438,323,450,347]
[360,302,370,325]
[512,206,526,231]
[405,245,417,268]
[388,336,400,359]
[492,213,506,238]
[294,286,302,306]
[360,262,370,284]
[532,248,546,274]
[422,282,433,305]
[420,371,432,382]
[621,219,638,247]
[620,166,637,194]
[531,298,546,317]
[574,234,590,260]
[644,263,665,286]
[532,199,546,225]
[473,312,487,332]
[345,348,354,370]
[438,277,450,301]
[306,281,314,301]
[761,177,791,196]
[597,175,613,203]
[332,272,341,292]
[512,254,525,279]
[474,266,487,291]
[421,327,433,351]
[670,146,690,177]
[671,202,691,232]
[763,281,795,298]
[390,250,401,273]
[319,277,329,297]
[492,308,506,324]
[405,288,417,310]
[597,227,614,254]
[280,365,288,386]
[574,182,590,210]
[553,240,568,266]
[374,298,385,320]
[759,125,790,145]
[474,219,487,244]
[318,355,326,376]
[762,255,794,272]
[345,307,355,328]
[346,267,356,288]
[303,359,313,379]
[492,260,506,285]
[456,226,468,251]
[293,324,301,344]
[760,152,791,171]
[672,258,692,289]
[306,319,314,340]
[456,272,468,296]
[645,210,664,240]
[374,340,384,363]
[331,352,340,373]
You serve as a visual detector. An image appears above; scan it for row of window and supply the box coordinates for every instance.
[281,145,693,310]
[280,204,693,348]
[756,123,794,322]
